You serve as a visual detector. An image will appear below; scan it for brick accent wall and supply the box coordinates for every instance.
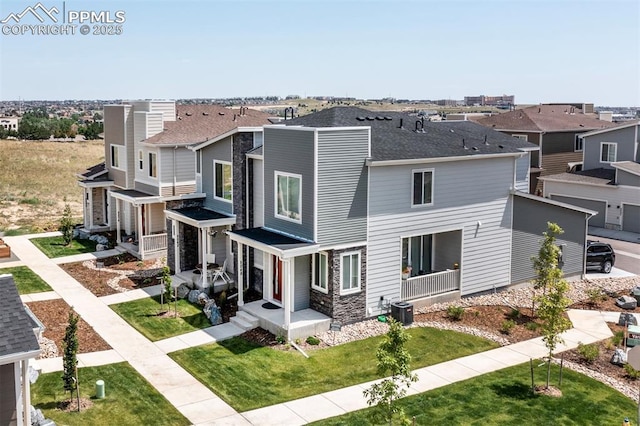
[165,198,204,274]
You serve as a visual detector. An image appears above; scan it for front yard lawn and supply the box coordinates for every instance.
[0,265,52,294]
[31,362,189,426]
[311,363,637,425]
[170,327,498,412]
[30,235,97,258]
[111,295,211,341]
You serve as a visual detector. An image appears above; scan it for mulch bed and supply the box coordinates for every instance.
[27,299,111,355]
[570,292,640,313]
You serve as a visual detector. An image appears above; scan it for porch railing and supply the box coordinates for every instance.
[140,233,167,259]
[401,269,460,300]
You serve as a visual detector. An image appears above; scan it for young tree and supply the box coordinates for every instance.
[363,318,418,425]
[160,264,172,313]
[533,222,572,389]
[62,310,80,409]
[59,204,75,246]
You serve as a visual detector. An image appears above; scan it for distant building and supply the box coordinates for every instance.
[0,117,19,132]
[464,95,515,107]
[433,99,458,107]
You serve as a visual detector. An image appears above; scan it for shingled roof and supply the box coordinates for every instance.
[475,104,617,132]
[539,168,616,186]
[277,107,537,162]
[0,275,40,360]
[144,105,273,145]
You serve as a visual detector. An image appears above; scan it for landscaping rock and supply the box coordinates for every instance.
[187,290,201,304]
[176,283,191,299]
[618,312,638,326]
[611,348,627,366]
[197,292,210,305]
[30,406,44,425]
[38,336,58,359]
[616,296,637,310]
[202,300,222,325]
[95,243,105,251]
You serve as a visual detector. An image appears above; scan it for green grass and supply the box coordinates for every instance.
[111,295,212,341]
[170,327,498,412]
[30,235,97,258]
[0,265,51,294]
[311,363,637,425]
[31,362,189,426]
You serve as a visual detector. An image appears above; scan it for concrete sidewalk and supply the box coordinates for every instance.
[5,233,629,425]
[4,235,239,425]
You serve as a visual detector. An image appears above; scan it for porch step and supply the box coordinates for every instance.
[235,311,260,327]
[230,311,259,331]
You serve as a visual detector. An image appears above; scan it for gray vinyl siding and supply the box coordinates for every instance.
[0,363,16,425]
[125,106,135,188]
[317,128,369,245]
[623,204,640,233]
[541,132,576,155]
[367,156,516,311]
[201,136,233,215]
[514,153,530,192]
[253,159,264,227]
[511,195,588,283]
[617,169,640,187]
[583,125,637,170]
[264,127,315,241]
[550,195,606,227]
[294,255,310,311]
[159,147,195,185]
[135,181,159,196]
[104,105,127,188]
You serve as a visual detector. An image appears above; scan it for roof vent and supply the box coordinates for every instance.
[398,118,404,129]
[356,116,365,121]
[472,146,478,151]
[218,112,225,116]
[498,144,504,149]
[284,107,294,120]
[366,116,375,121]
[462,138,468,150]
[484,135,489,145]
[450,128,455,133]
[376,116,384,120]
[384,116,392,120]
[538,108,541,113]
[185,112,192,116]
[202,112,209,116]
[415,120,424,133]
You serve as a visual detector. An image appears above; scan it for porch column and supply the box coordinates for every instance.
[21,359,31,426]
[172,220,180,274]
[283,258,291,340]
[86,188,93,230]
[136,204,144,258]
[237,242,244,306]
[115,198,121,243]
[201,227,208,287]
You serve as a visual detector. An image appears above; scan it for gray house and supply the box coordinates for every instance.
[216,107,592,339]
[0,275,41,426]
[540,121,640,232]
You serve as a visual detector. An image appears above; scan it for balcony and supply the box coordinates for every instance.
[401,269,460,301]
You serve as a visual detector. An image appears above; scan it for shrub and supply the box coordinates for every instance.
[306,336,320,345]
[218,290,227,308]
[275,335,286,344]
[625,363,640,380]
[500,320,516,335]
[446,305,465,321]
[612,330,625,347]
[525,321,539,331]
[576,342,599,364]
[507,308,521,320]
[586,287,607,306]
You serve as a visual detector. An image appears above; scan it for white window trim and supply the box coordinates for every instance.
[275,171,302,224]
[411,168,434,208]
[312,251,329,294]
[512,134,528,141]
[340,251,361,295]
[600,142,617,163]
[213,160,233,203]
[574,135,583,152]
[148,152,158,179]
[111,145,124,170]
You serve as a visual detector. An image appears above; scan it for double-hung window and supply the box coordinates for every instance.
[148,152,157,178]
[111,145,123,169]
[600,143,617,163]
[275,171,301,223]
[214,160,232,202]
[574,135,584,152]
[412,169,434,206]
[312,252,328,293]
[340,251,361,294]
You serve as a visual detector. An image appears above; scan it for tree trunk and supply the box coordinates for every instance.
[546,354,552,389]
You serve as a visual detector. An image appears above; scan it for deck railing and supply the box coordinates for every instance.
[401,269,460,300]
[140,233,167,259]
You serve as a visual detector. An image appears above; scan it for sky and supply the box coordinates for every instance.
[0,0,638,106]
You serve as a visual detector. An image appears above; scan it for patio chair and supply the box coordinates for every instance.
[211,259,232,284]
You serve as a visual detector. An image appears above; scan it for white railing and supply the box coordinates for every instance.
[140,233,167,259]
[401,269,460,300]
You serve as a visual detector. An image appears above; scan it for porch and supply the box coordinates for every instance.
[118,233,168,260]
[401,268,460,301]
[240,300,331,341]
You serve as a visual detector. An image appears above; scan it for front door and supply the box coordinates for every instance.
[272,256,283,302]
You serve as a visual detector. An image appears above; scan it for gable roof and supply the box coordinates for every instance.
[0,275,40,361]
[77,162,107,180]
[539,168,616,186]
[579,120,640,138]
[612,161,640,177]
[475,105,617,133]
[144,105,273,146]
[275,107,537,162]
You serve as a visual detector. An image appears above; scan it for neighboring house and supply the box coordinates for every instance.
[540,121,640,232]
[0,117,19,132]
[0,274,41,426]
[476,105,616,193]
[78,101,272,259]
[192,107,593,339]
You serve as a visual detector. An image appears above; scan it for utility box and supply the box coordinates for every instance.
[632,286,640,304]
[628,325,640,348]
[390,301,413,325]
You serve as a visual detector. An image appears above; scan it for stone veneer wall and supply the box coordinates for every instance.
[309,246,367,324]
[165,198,203,274]
[232,132,254,290]
[91,188,106,225]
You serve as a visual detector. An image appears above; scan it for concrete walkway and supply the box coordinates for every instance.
[4,235,239,425]
[4,233,634,425]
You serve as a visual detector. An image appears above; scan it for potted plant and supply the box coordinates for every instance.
[402,265,412,279]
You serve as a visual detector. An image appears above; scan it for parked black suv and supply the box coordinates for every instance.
[586,240,616,273]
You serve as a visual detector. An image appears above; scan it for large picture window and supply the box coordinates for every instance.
[148,152,157,178]
[275,171,301,223]
[600,142,617,163]
[312,252,328,293]
[340,251,360,294]
[111,145,123,169]
[412,169,433,206]
[214,160,232,202]
[402,234,432,277]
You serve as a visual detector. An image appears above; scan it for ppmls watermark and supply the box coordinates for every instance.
[1,2,125,36]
